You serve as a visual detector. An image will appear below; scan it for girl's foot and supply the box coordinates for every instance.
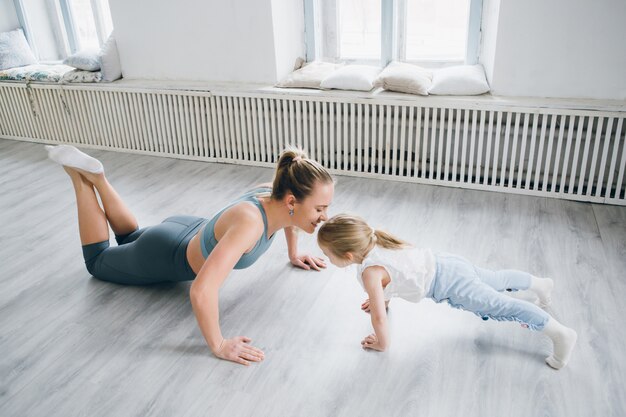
[542,318,577,370]
[530,276,554,308]
[46,145,104,174]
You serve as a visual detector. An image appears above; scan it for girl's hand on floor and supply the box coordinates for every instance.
[214,336,265,366]
[290,254,327,271]
[361,299,389,313]
[361,333,385,352]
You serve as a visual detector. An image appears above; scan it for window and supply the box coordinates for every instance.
[12,0,113,61]
[404,0,470,61]
[305,0,482,66]
[337,0,381,60]
[59,0,114,52]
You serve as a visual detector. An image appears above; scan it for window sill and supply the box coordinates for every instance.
[104,79,626,112]
[3,77,623,113]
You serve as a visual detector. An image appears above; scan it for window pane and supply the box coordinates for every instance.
[405,0,469,61]
[338,0,381,60]
[96,0,114,39]
[69,0,99,49]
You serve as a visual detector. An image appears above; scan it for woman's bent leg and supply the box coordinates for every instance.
[115,227,148,245]
[73,169,139,238]
[83,237,161,285]
[65,167,109,245]
[83,216,204,285]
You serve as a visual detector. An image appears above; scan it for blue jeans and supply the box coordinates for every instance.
[426,253,550,331]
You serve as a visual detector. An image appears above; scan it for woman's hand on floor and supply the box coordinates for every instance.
[214,336,265,366]
[290,254,326,271]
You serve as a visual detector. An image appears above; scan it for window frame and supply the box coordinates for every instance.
[14,0,113,61]
[305,0,483,67]
[12,0,38,58]
[59,0,111,53]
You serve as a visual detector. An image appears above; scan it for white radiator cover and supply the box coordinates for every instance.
[1,83,624,205]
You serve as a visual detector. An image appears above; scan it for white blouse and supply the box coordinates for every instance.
[356,246,436,303]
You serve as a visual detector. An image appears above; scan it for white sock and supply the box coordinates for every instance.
[530,276,554,308]
[46,145,104,173]
[542,317,577,369]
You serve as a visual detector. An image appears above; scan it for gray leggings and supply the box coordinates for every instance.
[82,215,206,285]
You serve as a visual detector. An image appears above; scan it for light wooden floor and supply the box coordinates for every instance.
[1,139,625,417]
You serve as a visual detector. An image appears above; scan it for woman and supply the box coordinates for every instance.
[46,144,334,366]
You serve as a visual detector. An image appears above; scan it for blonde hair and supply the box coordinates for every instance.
[272,146,333,201]
[317,213,410,261]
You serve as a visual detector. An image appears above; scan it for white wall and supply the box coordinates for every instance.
[483,0,626,100]
[271,0,305,81]
[0,1,20,33]
[109,0,303,83]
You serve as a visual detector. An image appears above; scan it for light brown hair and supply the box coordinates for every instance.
[317,213,410,261]
[271,146,333,201]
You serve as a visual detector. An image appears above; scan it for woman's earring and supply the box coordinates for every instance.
[289,208,294,216]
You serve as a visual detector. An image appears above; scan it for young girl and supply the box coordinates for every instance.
[317,214,578,370]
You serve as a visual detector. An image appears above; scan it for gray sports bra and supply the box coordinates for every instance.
[200,187,275,269]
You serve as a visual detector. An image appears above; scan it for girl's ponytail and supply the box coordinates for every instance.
[373,229,409,250]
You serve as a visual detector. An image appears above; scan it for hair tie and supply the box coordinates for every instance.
[292,156,303,162]
[370,228,377,241]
